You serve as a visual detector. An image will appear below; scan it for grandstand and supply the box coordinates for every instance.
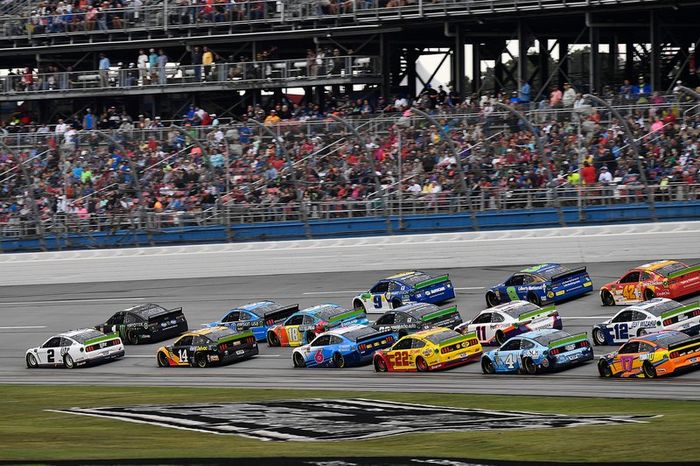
[0,0,698,248]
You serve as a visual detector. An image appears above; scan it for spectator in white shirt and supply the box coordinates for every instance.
[598,166,613,184]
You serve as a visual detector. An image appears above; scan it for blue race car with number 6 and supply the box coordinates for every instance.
[485,263,593,308]
[292,325,397,368]
[203,301,299,342]
[481,329,594,374]
[353,271,455,312]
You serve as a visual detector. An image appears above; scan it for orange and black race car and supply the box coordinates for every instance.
[600,260,700,306]
[598,330,700,378]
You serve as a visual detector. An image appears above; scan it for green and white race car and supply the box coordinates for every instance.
[25,329,125,369]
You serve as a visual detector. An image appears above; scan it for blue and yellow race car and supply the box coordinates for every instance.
[267,304,369,347]
[353,271,456,312]
[485,263,593,307]
[292,325,396,368]
[481,329,594,374]
[203,301,299,342]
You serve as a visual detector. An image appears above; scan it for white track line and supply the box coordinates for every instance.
[0,297,145,305]
[0,325,47,329]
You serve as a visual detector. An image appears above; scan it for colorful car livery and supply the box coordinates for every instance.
[26,329,124,369]
[156,326,258,368]
[292,325,396,368]
[455,300,562,346]
[592,298,700,345]
[353,271,455,311]
[481,329,593,375]
[373,327,482,372]
[95,303,188,345]
[597,330,700,378]
[485,263,592,307]
[372,303,463,337]
[203,301,299,342]
[266,304,369,347]
[600,260,700,306]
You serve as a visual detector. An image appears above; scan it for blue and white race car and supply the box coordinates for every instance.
[203,301,299,342]
[485,263,593,307]
[353,271,456,312]
[291,325,397,368]
[480,329,593,374]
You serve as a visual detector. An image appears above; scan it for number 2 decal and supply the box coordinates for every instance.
[47,349,55,363]
[614,323,629,341]
[373,295,382,309]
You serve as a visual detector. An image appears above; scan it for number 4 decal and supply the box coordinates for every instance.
[504,353,516,369]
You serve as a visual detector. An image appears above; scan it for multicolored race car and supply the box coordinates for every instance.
[597,330,700,378]
[592,298,700,346]
[266,304,368,347]
[156,326,258,368]
[481,329,593,375]
[373,327,482,372]
[291,325,396,368]
[203,301,299,342]
[26,329,124,369]
[95,303,188,345]
[371,303,463,338]
[454,300,562,346]
[600,260,700,306]
[353,271,455,312]
[485,264,592,307]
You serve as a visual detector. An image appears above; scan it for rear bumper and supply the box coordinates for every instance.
[83,349,125,366]
[220,346,258,365]
[431,352,482,371]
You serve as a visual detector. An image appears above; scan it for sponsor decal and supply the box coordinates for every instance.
[53,399,654,441]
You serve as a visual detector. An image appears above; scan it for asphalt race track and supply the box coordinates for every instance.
[2,259,700,400]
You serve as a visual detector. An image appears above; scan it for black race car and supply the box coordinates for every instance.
[95,303,188,345]
[371,302,463,338]
[156,327,258,368]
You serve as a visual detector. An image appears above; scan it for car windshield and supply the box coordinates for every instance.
[342,327,377,341]
[500,302,540,319]
[71,329,106,343]
[531,330,570,346]
[208,328,237,341]
[645,300,683,317]
[654,332,690,348]
[424,329,460,344]
[312,305,351,321]
[654,262,688,277]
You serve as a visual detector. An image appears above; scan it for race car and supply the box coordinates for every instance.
[592,298,700,346]
[481,329,593,375]
[372,303,463,338]
[353,271,455,312]
[597,330,700,378]
[454,300,562,346]
[95,303,188,345]
[203,301,299,342]
[26,329,124,369]
[292,325,396,368]
[267,304,369,347]
[600,260,700,306]
[156,326,258,368]
[485,263,592,307]
[373,327,482,372]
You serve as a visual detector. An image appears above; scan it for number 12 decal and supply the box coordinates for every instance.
[614,323,629,341]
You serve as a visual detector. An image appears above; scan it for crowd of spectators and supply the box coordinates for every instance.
[1,81,699,234]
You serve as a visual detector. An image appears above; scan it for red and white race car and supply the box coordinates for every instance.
[600,260,700,306]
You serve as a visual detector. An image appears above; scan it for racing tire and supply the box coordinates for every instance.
[526,292,541,306]
[332,352,346,368]
[304,331,316,345]
[267,332,280,347]
[592,328,607,346]
[293,352,306,368]
[391,300,402,309]
[63,354,75,369]
[481,357,496,374]
[601,290,615,306]
[26,353,38,368]
[415,356,429,372]
[353,299,365,312]
[495,330,506,346]
[194,353,208,368]
[522,357,537,375]
[157,352,169,367]
[643,289,655,301]
[126,330,140,345]
[485,291,499,308]
[598,359,613,378]
[642,361,657,379]
[374,357,387,372]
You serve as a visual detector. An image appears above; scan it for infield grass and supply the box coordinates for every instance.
[0,384,697,462]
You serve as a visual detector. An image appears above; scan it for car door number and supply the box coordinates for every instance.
[47,349,55,363]
[178,349,188,363]
[504,353,516,369]
[475,326,487,341]
[622,285,637,301]
[287,327,300,342]
[620,355,635,372]
[392,351,409,366]
[373,295,382,309]
[613,323,629,340]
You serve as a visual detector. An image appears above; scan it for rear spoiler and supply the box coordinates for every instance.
[550,266,587,283]
[420,306,461,323]
[145,306,184,321]
[328,308,366,324]
[660,301,700,320]
[547,332,588,349]
[438,332,473,347]
[667,334,700,353]
[356,329,395,343]
[84,332,120,346]
[414,274,451,290]
[667,263,700,280]
[263,304,299,323]
[218,330,254,344]
[518,305,556,321]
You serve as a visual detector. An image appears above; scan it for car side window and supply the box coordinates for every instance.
[394,313,409,324]
[472,313,492,324]
[640,272,653,281]
[612,310,634,323]
[302,315,315,325]
[107,313,123,325]
[370,282,389,293]
[329,335,344,345]
[388,281,401,292]
[411,339,426,349]
[176,336,193,347]
[632,311,648,321]
[124,313,140,325]
[500,339,521,351]
[286,315,304,326]
[492,313,505,323]
[520,339,535,350]
[508,275,525,286]
[239,312,252,321]
[375,313,395,325]
[311,335,332,346]
[42,337,62,348]
[522,275,535,285]
[638,342,655,353]
[618,341,640,354]
[60,337,73,347]
[222,311,240,323]
[393,338,413,350]
[620,272,641,283]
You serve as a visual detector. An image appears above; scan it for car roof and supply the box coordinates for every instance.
[411,327,453,339]
[299,303,347,318]
[59,328,104,338]
[518,263,562,274]
[635,260,682,272]
[517,328,561,340]
[384,271,432,286]
[487,301,533,316]
[230,301,277,314]
[122,303,168,318]
[395,302,439,317]
[620,298,681,316]
[637,330,686,343]
[181,327,227,337]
